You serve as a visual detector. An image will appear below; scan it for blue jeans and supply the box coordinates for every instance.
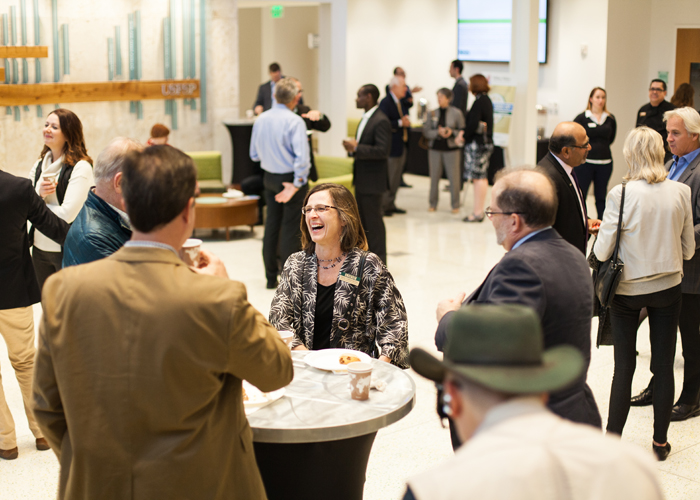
[607,284,681,443]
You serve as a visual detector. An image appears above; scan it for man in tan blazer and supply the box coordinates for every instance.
[32,145,293,500]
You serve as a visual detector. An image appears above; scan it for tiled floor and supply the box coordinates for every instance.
[2,174,700,499]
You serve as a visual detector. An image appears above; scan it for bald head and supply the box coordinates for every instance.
[549,121,590,167]
[493,168,557,229]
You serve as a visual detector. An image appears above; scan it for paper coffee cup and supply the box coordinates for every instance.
[347,362,372,401]
[278,330,294,348]
[180,238,202,267]
[42,172,59,184]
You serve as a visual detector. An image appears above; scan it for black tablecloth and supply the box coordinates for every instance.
[405,129,550,185]
[225,122,262,184]
[254,433,377,500]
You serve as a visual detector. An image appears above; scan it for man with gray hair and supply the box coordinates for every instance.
[379,75,410,215]
[632,106,700,421]
[62,137,143,267]
[435,168,601,447]
[250,77,310,288]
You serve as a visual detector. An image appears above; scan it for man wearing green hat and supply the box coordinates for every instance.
[404,305,663,500]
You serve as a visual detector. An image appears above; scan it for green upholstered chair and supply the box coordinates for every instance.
[347,118,361,139]
[187,151,227,193]
[311,156,354,193]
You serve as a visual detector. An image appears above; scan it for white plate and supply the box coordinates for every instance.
[243,380,286,408]
[195,197,227,205]
[304,348,372,373]
[223,190,244,199]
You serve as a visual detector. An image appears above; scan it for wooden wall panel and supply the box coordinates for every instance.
[0,79,200,106]
[675,29,700,87]
[0,46,49,58]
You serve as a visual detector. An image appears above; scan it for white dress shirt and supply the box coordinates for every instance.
[355,105,379,142]
[407,397,664,500]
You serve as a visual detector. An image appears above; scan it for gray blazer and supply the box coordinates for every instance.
[422,105,466,149]
[667,152,700,293]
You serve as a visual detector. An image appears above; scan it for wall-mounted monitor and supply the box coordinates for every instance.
[457,0,548,64]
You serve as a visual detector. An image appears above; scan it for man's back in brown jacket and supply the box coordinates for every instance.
[33,246,293,499]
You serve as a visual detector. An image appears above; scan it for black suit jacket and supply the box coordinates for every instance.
[296,104,331,182]
[667,154,700,293]
[353,109,391,195]
[378,95,409,157]
[0,170,70,309]
[538,152,588,254]
[253,78,304,112]
[435,229,601,427]
[450,76,468,118]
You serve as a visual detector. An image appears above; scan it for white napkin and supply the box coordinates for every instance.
[371,377,387,392]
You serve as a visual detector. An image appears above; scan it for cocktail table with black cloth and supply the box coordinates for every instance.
[248,351,415,500]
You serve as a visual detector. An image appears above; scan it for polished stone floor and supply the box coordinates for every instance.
[2,174,700,499]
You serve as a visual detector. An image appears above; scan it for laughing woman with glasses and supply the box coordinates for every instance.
[269,183,409,367]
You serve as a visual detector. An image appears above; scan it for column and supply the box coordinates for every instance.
[508,0,539,166]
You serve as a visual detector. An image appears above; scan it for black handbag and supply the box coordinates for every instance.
[594,182,626,346]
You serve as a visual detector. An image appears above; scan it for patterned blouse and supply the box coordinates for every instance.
[269,248,409,368]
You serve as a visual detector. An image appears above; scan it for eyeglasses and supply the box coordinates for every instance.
[484,206,525,219]
[649,87,665,92]
[301,205,338,215]
[569,141,590,149]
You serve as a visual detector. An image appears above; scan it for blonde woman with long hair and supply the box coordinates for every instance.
[594,127,694,461]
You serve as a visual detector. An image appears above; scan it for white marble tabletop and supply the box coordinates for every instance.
[248,351,416,444]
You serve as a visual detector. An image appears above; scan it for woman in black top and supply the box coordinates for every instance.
[269,183,409,367]
[574,87,617,219]
[462,74,494,223]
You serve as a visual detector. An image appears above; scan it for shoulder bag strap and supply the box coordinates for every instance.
[611,181,626,262]
[33,160,42,186]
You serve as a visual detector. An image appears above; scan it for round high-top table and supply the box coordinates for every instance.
[248,351,415,500]
[193,194,258,240]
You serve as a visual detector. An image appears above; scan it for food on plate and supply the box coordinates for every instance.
[243,387,248,401]
[339,354,361,365]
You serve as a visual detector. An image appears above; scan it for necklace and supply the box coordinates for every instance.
[317,253,346,270]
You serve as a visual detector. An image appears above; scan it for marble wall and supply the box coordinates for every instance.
[0,0,238,182]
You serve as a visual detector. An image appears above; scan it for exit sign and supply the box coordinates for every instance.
[270,5,284,18]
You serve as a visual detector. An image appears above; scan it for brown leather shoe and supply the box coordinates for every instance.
[36,438,50,451]
[0,447,19,460]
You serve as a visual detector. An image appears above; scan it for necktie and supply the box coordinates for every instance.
[396,100,408,142]
[571,168,589,241]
